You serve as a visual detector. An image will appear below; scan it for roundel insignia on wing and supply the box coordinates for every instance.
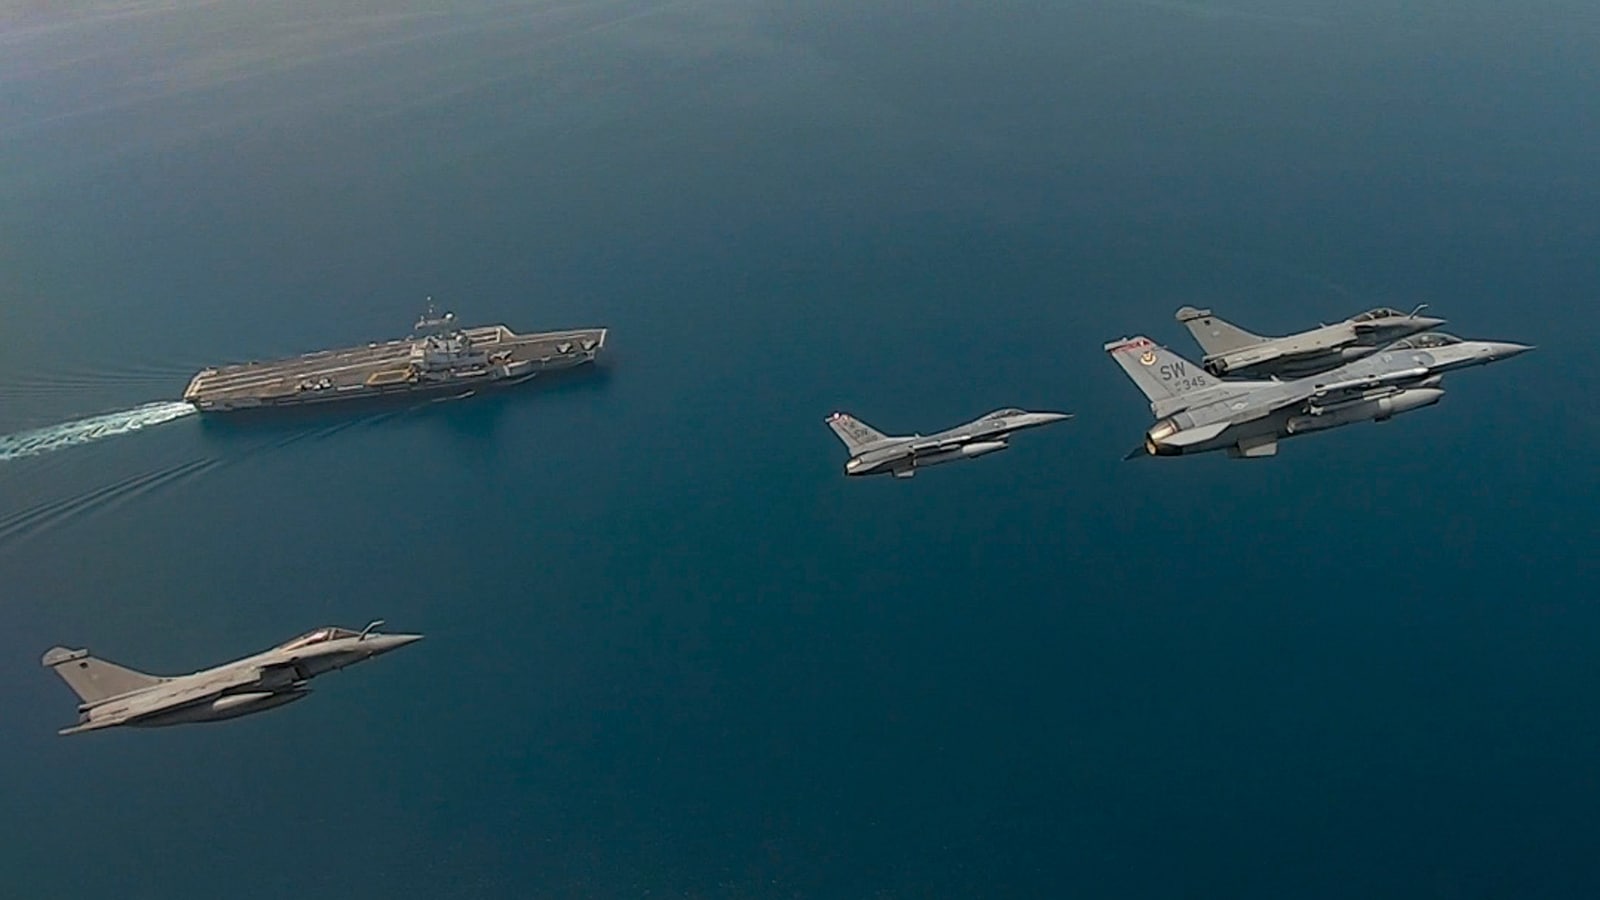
[1139,350,1157,366]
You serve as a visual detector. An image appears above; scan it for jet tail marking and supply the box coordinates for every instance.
[41,646,163,705]
[826,412,890,451]
[1104,337,1250,416]
[1175,307,1266,356]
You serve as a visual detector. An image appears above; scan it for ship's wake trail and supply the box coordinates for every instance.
[0,401,196,462]
[0,457,217,546]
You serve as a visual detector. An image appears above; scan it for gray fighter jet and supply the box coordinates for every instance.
[41,621,422,735]
[827,408,1071,478]
[1106,331,1531,459]
[1176,305,1447,378]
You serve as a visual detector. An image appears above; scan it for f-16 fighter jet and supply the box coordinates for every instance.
[1106,332,1531,459]
[826,408,1071,478]
[41,621,421,735]
[1176,305,1446,378]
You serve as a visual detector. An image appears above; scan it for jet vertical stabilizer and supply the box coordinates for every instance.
[1175,307,1264,356]
[826,412,890,451]
[42,647,163,705]
[1103,336,1258,417]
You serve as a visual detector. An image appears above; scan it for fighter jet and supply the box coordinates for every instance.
[1105,331,1532,459]
[1176,304,1447,378]
[826,408,1071,478]
[41,621,422,735]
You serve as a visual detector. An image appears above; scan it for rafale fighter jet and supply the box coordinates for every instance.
[41,621,421,735]
[1106,332,1531,459]
[827,408,1071,478]
[1176,305,1446,378]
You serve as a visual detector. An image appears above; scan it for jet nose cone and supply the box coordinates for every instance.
[1411,315,1448,331]
[1486,341,1535,360]
[365,633,424,655]
[1023,411,1074,427]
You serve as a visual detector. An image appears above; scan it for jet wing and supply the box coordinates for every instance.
[59,660,307,733]
[1224,366,1432,417]
[134,662,305,714]
[1220,336,1348,369]
[61,679,231,732]
[58,717,128,736]
[1214,345,1285,369]
[1306,367,1430,400]
[1292,366,1433,408]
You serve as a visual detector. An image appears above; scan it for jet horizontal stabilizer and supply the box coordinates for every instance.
[59,719,121,736]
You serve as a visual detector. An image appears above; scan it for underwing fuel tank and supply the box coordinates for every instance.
[960,441,1009,458]
[135,690,311,727]
[1285,388,1444,434]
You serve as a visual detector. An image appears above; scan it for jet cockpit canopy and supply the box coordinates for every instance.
[277,627,361,652]
[1351,307,1406,322]
[1390,332,1462,350]
[985,408,1026,419]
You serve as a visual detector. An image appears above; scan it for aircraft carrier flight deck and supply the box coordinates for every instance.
[183,315,606,412]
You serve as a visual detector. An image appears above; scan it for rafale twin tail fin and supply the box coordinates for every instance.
[1175,307,1265,357]
[41,647,162,706]
[1104,336,1251,417]
[826,412,891,452]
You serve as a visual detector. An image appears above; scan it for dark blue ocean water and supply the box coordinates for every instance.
[2,2,1597,896]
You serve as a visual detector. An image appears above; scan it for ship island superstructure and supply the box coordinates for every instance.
[183,308,606,412]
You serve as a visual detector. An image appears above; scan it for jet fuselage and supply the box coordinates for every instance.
[1178,306,1447,378]
[42,625,422,735]
[1107,333,1532,460]
[832,410,1070,478]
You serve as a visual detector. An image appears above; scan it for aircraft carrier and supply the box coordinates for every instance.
[183,309,606,412]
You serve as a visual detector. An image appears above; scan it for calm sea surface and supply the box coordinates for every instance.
[2,2,1597,896]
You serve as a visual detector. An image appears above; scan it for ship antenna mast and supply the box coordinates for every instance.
[413,296,456,337]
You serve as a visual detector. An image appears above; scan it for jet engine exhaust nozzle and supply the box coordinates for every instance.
[1144,419,1184,456]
